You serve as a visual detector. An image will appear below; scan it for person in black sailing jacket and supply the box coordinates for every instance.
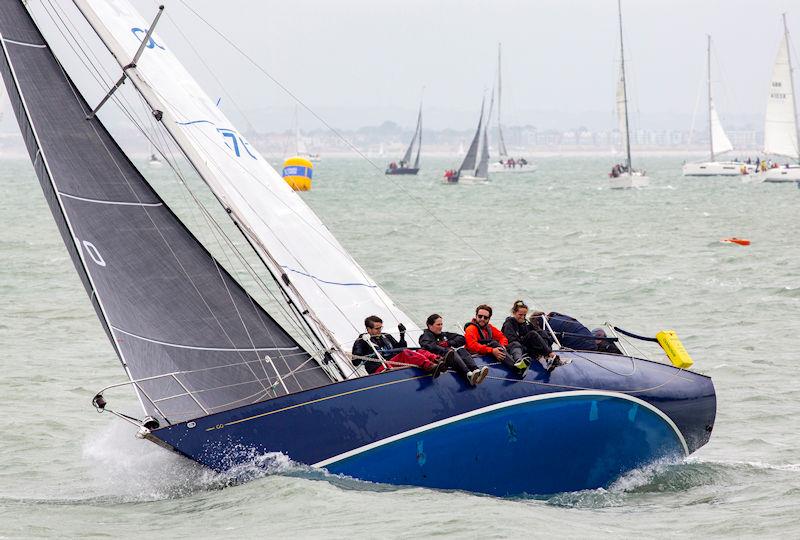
[501,300,562,375]
[351,315,446,377]
[419,314,488,386]
[592,328,622,354]
[545,311,596,351]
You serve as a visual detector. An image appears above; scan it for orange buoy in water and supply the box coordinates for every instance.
[721,237,751,246]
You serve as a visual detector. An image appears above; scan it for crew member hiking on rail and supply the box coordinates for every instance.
[463,304,505,383]
[420,313,487,386]
[501,300,562,375]
[351,315,446,377]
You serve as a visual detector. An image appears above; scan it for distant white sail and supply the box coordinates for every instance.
[615,69,627,146]
[76,0,418,374]
[764,35,799,158]
[709,100,733,155]
[295,123,308,156]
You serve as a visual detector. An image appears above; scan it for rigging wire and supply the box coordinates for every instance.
[45,0,329,365]
[173,0,545,310]
[48,0,354,390]
[38,0,297,403]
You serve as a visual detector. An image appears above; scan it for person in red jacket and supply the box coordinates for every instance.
[464,304,506,383]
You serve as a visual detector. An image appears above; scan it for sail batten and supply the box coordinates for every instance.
[74,0,419,371]
[0,0,333,424]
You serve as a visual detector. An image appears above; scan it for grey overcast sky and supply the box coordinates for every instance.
[8,0,800,132]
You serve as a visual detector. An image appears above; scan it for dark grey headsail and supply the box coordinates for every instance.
[413,104,422,169]
[399,101,422,168]
[458,98,485,174]
[0,0,333,425]
[475,90,493,179]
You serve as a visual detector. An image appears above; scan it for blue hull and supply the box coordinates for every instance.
[150,352,715,496]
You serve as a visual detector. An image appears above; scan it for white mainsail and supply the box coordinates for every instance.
[295,122,308,156]
[764,32,799,159]
[75,0,418,375]
[615,69,627,150]
[709,100,733,156]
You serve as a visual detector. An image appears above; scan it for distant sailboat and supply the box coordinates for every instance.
[289,106,321,163]
[444,97,489,183]
[751,14,800,183]
[386,99,422,175]
[683,36,747,177]
[147,145,162,167]
[608,0,649,189]
[489,43,534,174]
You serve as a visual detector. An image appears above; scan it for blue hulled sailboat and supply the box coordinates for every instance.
[0,0,714,497]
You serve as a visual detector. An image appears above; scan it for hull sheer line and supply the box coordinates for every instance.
[205,373,430,431]
[59,192,164,207]
[110,325,301,352]
[313,390,689,468]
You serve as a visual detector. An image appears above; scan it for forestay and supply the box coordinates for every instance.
[0,0,332,425]
[74,0,419,372]
[764,35,799,158]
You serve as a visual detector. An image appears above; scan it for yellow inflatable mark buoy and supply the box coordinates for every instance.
[282,156,313,191]
[656,330,694,369]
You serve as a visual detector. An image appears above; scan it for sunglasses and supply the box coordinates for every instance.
[476,314,490,320]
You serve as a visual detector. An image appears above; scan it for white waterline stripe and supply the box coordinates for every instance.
[312,390,689,468]
[3,38,47,49]
[111,326,300,352]
[59,192,163,207]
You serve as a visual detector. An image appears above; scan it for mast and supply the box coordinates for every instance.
[707,35,714,161]
[784,13,800,161]
[617,0,633,173]
[497,43,503,156]
[496,43,508,158]
[413,96,422,169]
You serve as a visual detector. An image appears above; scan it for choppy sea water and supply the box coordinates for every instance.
[0,155,798,538]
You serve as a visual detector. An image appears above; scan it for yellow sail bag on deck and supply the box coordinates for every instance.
[656,330,694,369]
